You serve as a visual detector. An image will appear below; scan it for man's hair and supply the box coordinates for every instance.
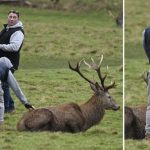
[8,10,19,18]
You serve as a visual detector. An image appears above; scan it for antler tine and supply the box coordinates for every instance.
[106,65,109,74]
[91,57,95,64]
[94,55,107,89]
[99,55,103,67]
[83,56,106,89]
[68,61,95,85]
[100,65,109,87]
[96,56,116,91]
[68,61,78,71]
[105,81,116,90]
[78,59,84,67]
[83,59,92,69]
[102,65,115,90]
[83,58,105,88]
[90,56,115,90]
[70,56,115,91]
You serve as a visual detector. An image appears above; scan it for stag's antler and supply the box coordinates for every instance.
[83,55,115,91]
[68,60,96,86]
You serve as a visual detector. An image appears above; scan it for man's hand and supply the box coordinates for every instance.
[24,103,34,110]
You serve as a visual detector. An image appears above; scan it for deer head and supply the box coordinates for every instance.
[68,56,120,111]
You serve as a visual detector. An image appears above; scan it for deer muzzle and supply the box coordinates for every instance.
[113,105,120,111]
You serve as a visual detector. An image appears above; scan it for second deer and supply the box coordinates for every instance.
[125,72,148,139]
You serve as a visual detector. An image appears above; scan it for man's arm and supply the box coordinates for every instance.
[0,31,24,52]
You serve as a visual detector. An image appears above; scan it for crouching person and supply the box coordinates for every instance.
[0,57,33,124]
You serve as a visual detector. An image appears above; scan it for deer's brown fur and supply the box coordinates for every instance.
[125,72,149,139]
[17,57,120,132]
[125,106,146,139]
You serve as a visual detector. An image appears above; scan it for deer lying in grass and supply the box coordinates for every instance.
[125,106,146,139]
[17,56,120,132]
[125,72,148,139]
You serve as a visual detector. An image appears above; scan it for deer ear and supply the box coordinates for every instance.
[90,82,100,92]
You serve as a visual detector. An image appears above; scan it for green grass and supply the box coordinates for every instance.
[0,3,122,150]
[0,67,123,150]
[125,0,150,149]
[0,5,122,65]
[27,0,122,12]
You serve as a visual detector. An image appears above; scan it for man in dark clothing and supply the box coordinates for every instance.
[0,10,24,113]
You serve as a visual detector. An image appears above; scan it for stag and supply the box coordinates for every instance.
[125,72,148,139]
[125,106,146,139]
[17,56,120,132]
[108,10,123,27]
[116,11,123,27]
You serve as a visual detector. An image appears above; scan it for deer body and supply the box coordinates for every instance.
[80,94,105,130]
[47,103,85,132]
[17,95,107,132]
[125,106,146,139]
[47,95,106,132]
[125,72,149,139]
[17,103,85,132]
[17,57,120,132]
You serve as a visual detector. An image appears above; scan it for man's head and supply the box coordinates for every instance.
[7,10,19,26]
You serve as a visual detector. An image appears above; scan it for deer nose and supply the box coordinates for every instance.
[114,105,120,111]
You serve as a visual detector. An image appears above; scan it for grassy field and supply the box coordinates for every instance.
[0,3,122,150]
[125,0,150,149]
[26,0,122,12]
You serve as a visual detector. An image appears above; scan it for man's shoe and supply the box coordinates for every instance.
[5,107,15,113]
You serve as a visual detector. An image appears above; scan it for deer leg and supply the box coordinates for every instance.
[134,117,145,139]
[17,108,54,131]
[65,121,82,133]
[65,107,85,133]
[125,107,135,139]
